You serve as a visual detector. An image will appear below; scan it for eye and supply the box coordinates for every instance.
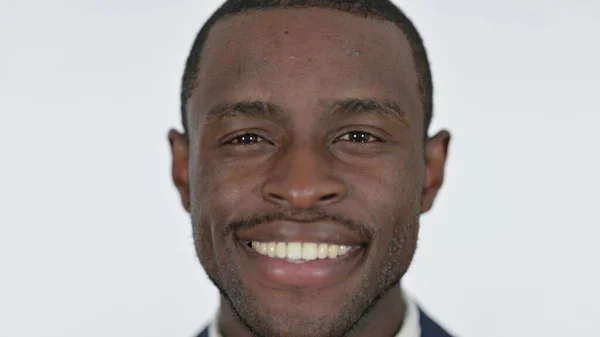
[226,133,266,145]
[336,131,380,143]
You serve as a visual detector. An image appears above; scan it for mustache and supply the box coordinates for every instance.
[225,209,372,241]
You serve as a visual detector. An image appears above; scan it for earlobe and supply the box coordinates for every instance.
[168,129,191,213]
[421,130,451,213]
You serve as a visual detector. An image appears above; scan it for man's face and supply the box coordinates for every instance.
[170,8,449,337]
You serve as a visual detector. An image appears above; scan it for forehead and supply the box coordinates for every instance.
[188,7,422,129]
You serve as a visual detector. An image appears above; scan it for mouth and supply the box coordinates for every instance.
[236,238,366,288]
[234,219,369,288]
[245,240,361,263]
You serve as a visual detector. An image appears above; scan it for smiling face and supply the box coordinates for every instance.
[169,7,450,337]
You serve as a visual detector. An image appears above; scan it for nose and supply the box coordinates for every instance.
[262,145,347,209]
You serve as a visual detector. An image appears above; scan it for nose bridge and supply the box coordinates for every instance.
[263,142,347,209]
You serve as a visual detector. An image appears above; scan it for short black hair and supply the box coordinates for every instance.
[180,0,433,135]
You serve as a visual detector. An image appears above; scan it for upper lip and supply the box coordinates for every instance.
[236,220,367,246]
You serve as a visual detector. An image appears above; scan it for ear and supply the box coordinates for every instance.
[168,129,190,213]
[421,130,451,213]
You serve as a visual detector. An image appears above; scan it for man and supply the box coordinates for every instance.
[168,0,452,336]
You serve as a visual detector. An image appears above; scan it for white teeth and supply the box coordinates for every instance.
[328,244,339,258]
[276,242,287,258]
[250,241,355,261]
[302,243,318,261]
[266,242,277,257]
[259,242,268,255]
[317,243,329,259]
[286,242,303,260]
[338,245,352,256]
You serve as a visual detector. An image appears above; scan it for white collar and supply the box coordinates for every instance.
[207,288,421,337]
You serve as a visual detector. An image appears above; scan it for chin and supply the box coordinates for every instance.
[238,303,354,337]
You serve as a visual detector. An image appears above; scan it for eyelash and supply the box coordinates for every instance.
[225,130,381,145]
[334,131,380,143]
[226,133,269,145]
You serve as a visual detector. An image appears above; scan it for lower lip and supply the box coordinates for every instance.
[238,241,365,288]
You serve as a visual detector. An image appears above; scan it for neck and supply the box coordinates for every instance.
[217,283,406,337]
[345,284,406,336]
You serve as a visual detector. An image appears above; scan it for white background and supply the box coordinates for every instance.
[1,1,599,336]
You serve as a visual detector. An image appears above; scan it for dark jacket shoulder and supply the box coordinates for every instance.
[419,308,453,337]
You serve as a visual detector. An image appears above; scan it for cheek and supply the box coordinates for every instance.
[358,158,422,270]
[191,157,263,235]
[392,148,425,207]
[353,153,422,231]
[189,160,253,276]
[371,156,421,199]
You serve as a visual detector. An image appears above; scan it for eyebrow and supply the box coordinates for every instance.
[204,100,288,123]
[203,98,407,125]
[325,98,408,124]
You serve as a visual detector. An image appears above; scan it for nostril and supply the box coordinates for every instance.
[268,193,285,201]
[319,193,338,202]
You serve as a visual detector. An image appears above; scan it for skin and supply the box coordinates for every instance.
[169,8,450,337]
